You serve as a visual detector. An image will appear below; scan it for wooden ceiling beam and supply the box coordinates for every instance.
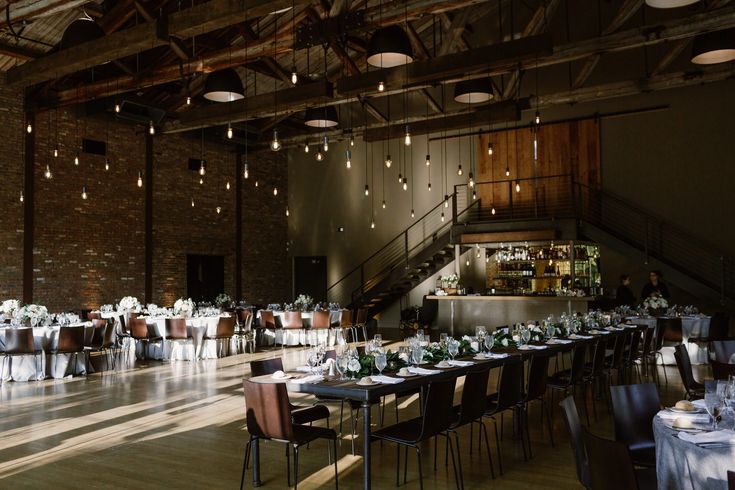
[0,0,92,29]
[0,40,44,60]
[572,0,643,89]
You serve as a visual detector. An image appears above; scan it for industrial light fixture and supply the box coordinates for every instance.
[273,187,278,196]
[505,167,510,177]
[644,0,699,8]
[186,96,191,105]
[44,164,52,179]
[398,172,402,184]
[364,184,370,196]
[382,200,386,209]
[457,164,463,176]
[491,205,496,215]
[199,177,204,185]
[226,181,231,190]
[26,122,32,133]
[487,143,493,155]
[148,121,155,135]
[19,190,23,202]
[114,102,121,113]
[255,180,259,187]
[81,185,88,200]
[104,158,110,171]
[243,162,249,179]
[444,195,449,208]
[385,154,392,168]
[425,154,431,166]
[270,129,281,151]
[322,136,329,152]
[345,150,352,169]
[428,182,432,191]
[203,68,245,102]
[286,206,290,217]
[199,160,206,175]
[402,177,408,191]
[191,197,195,207]
[349,135,355,146]
[472,190,477,200]
[535,111,541,125]
[453,78,493,104]
[291,72,298,85]
[304,143,309,153]
[316,149,324,161]
[440,211,445,222]
[216,206,222,214]
[468,172,475,188]
[367,26,414,68]
[515,181,521,193]
[74,152,79,166]
[227,124,233,139]
[691,28,735,64]
[137,171,143,187]
[404,125,411,146]
[53,146,58,158]
[370,220,375,229]
[378,81,385,92]
[304,107,339,128]
[411,209,415,218]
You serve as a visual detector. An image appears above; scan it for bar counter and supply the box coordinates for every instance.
[426,294,593,336]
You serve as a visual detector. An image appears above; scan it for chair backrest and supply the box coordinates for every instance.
[250,357,284,377]
[526,353,552,400]
[239,309,253,330]
[259,310,276,329]
[496,357,524,410]
[87,312,101,320]
[583,429,640,490]
[102,320,116,348]
[417,377,458,440]
[709,312,730,341]
[311,310,330,330]
[457,365,491,425]
[568,342,588,385]
[283,311,303,329]
[118,314,128,335]
[712,340,735,363]
[339,309,353,327]
[625,329,642,363]
[728,470,735,490]
[56,326,85,353]
[661,317,683,343]
[165,318,188,340]
[653,320,667,351]
[90,320,108,348]
[674,344,699,394]
[129,318,149,339]
[243,379,294,441]
[610,383,660,450]
[711,360,735,380]
[611,331,629,367]
[216,315,236,337]
[640,325,655,358]
[4,327,35,355]
[356,307,368,324]
[559,396,590,488]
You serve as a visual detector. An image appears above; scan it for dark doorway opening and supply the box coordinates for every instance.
[187,254,225,303]
[293,256,327,303]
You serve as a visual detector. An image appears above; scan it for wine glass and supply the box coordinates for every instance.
[547,324,556,340]
[307,349,320,375]
[374,333,382,346]
[521,328,531,346]
[375,352,387,376]
[484,333,494,357]
[704,391,723,430]
[416,329,425,344]
[448,339,459,360]
[439,332,448,348]
[411,346,423,367]
[335,354,347,380]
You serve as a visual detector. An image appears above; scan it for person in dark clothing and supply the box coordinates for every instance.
[616,274,636,307]
[641,270,671,300]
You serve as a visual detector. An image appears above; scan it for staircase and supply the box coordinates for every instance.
[326,191,475,313]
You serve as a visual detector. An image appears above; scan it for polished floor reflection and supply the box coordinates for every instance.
[0,344,690,489]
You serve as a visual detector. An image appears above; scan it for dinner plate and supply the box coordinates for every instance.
[517,345,532,350]
[397,372,418,377]
[271,374,292,380]
[434,363,452,369]
[664,422,709,433]
[667,406,705,414]
[356,379,380,386]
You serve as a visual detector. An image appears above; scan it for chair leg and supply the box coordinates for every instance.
[480,421,496,479]
[415,447,424,490]
[395,443,401,486]
[450,431,463,490]
[286,443,291,487]
[293,445,300,490]
[332,438,339,489]
[492,417,503,475]
[544,400,555,447]
[241,438,252,490]
[350,407,356,456]
[403,445,409,485]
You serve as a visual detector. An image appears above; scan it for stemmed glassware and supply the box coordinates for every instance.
[547,324,556,340]
[375,351,387,376]
[521,327,531,347]
[484,333,494,356]
[447,339,459,360]
[336,354,348,380]
[705,387,724,430]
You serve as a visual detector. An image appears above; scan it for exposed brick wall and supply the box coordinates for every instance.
[0,77,289,311]
[0,75,25,300]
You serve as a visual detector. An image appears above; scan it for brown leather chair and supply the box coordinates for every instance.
[241,379,338,490]
[236,309,255,353]
[281,311,304,347]
[257,310,276,347]
[610,383,660,468]
[337,309,353,344]
[130,318,161,360]
[84,320,108,373]
[52,325,86,376]
[204,315,236,357]
[1,327,40,384]
[583,428,657,490]
[309,310,331,345]
[165,318,190,359]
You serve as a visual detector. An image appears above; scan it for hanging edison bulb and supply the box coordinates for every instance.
[411,209,415,218]
[322,136,329,152]
[226,181,231,190]
[104,158,110,171]
[26,122,32,133]
[468,172,474,188]
[44,164,52,179]
[148,121,155,135]
[270,129,281,151]
[402,177,408,191]
[304,143,309,153]
[428,182,432,191]
[273,187,278,196]
[385,154,392,168]
[404,126,411,146]
[199,177,204,185]
[472,190,477,200]
[364,184,369,196]
[186,96,191,105]
[377,81,385,92]
[491,205,496,215]
[505,167,510,177]
[191,197,195,207]
[74,152,79,166]
[243,163,249,179]
[488,143,493,155]
[53,146,58,158]
[199,160,206,176]
[535,110,541,125]
[255,180,259,188]
[291,72,298,85]
[382,200,386,209]
[137,171,143,188]
[371,220,375,229]
[465,258,470,267]
[286,206,290,217]
[441,211,445,222]
[425,154,431,166]
[227,123,233,140]
[345,149,352,169]
[19,190,24,202]
[457,164,463,176]
[349,135,355,147]
[81,185,88,200]
[515,181,521,193]
[316,150,324,161]
[216,206,222,214]
[444,195,449,208]
[398,172,402,184]
[114,102,121,113]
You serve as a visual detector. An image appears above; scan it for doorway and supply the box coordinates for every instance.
[293,256,327,303]
[187,254,225,303]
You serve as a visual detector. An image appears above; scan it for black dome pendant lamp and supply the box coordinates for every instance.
[367,26,414,68]
[691,28,735,65]
[453,78,494,104]
[304,106,339,128]
[203,68,245,102]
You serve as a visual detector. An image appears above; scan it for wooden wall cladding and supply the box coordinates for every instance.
[473,118,600,218]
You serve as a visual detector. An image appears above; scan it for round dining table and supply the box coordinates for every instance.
[139,315,233,361]
[256,310,344,346]
[653,412,734,489]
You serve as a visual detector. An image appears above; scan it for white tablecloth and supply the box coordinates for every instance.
[138,316,235,361]
[256,310,344,346]
[626,315,711,365]
[0,324,93,381]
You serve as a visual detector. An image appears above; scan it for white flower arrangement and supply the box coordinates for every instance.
[1,299,19,317]
[643,295,668,311]
[215,293,233,308]
[442,274,459,288]
[118,296,141,312]
[173,298,195,318]
[15,303,49,327]
[293,294,314,312]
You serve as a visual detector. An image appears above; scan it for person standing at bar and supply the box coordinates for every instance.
[616,274,636,307]
[641,270,671,300]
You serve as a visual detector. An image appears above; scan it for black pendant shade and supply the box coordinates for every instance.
[691,28,735,65]
[644,0,699,7]
[59,18,105,50]
[367,26,414,68]
[304,106,339,128]
[203,69,245,102]
[453,79,494,104]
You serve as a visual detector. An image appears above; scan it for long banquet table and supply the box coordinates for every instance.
[627,315,712,365]
[248,325,636,489]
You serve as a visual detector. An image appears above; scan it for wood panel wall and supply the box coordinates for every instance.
[474,118,600,218]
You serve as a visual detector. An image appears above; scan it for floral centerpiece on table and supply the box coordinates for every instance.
[347,350,408,378]
[215,293,233,309]
[492,330,518,349]
[144,303,170,317]
[293,294,314,312]
[441,273,460,294]
[15,303,49,327]
[118,296,141,312]
[173,298,195,318]
[643,295,668,315]
[1,299,19,318]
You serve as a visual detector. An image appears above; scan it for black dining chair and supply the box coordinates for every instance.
[609,383,660,468]
[728,470,735,490]
[549,342,589,426]
[711,360,735,380]
[583,429,657,490]
[372,377,460,489]
[583,338,609,423]
[712,340,735,364]
[674,344,704,399]
[559,396,590,489]
[524,352,555,452]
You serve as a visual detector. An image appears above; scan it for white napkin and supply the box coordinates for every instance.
[527,345,548,350]
[289,374,324,384]
[547,339,572,344]
[294,365,327,373]
[657,411,710,423]
[568,334,593,339]
[678,430,735,445]
[692,399,706,409]
[447,360,475,367]
[371,375,405,384]
[408,367,441,375]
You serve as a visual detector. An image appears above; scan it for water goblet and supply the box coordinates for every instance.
[484,334,494,357]
[547,324,556,339]
[374,333,382,346]
[335,354,347,380]
[521,328,532,346]
[417,329,425,344]
[705,392,723,430]
[448,339,459,360]
[411,346,423,367]
[375,352,387,376]
[439,332,448,348]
